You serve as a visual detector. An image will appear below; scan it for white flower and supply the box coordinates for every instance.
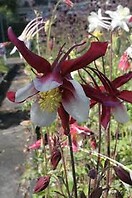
[105,5,132,32]
[126,45,132,58]
[10,17,45,57]
[88,9,111,32]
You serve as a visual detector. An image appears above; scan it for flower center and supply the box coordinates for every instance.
[38,88,62,112]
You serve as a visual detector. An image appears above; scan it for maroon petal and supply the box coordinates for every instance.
[61,42,108,75]
[118,90,132,103]
[82,84,106,103]
[101,106,111,129]
[58,104,70,135]
[111,71,132,88]
[8,27,51,74]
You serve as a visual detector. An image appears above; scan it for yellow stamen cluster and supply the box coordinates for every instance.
[38,88,62,112]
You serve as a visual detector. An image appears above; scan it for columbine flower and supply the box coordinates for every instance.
[67,122,94,152]
[105,5,132,32]
[33,175,50,193]
[7,27,107,133]
[83,69,132,129]
[88,9,111,32]
[118,45,132,71]
[10,17,45,56]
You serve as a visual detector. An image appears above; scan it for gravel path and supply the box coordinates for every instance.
[0,65,29,198]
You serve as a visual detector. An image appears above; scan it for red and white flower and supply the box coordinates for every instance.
[7,27,107,132]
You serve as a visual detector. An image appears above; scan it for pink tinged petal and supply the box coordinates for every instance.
[30,102,57,127]
[119,90,132,103]
[28,139,41,150]
[62,80,89,122]
[33,72,63,92]
[118,52,130,71]
[111,71,132,88]
[61,42,108,75]
[112,103,129,123]
[8,27,51,74]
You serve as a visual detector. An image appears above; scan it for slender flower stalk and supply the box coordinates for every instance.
[68,131,78,198]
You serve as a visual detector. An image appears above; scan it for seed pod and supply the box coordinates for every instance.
[114,166,132,186]
[33,175,50,193]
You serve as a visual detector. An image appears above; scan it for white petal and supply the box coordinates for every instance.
[30,102,56,127]
[15,82,38,102]
[33,72,63,92]
[112,103,129,123]
[62,80,89,122]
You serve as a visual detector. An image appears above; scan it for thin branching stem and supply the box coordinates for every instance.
[68,132,78,198]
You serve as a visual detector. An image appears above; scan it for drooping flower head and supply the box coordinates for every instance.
[10,17,45,56]
[88,9,111,32]
[83,68,132,129]
[7,27,108,134]
[118,45,132,71]
[105,5,132,32]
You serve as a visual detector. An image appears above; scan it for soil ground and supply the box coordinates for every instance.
[0,65,30,198]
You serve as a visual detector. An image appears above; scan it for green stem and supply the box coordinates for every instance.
[46,0,61,55]
[68,132,78,198]
[59,144,71,198]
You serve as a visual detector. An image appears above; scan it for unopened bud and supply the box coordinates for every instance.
[114,166,132,186]
[88,168,97,179]
[88,187,103,198]
[51,148,61,170]
[33,175,50,193]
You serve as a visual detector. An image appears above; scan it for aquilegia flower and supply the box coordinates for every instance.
[7,27,107,132]
[105,5,132,32]
[88,9,111,32]
[83,68,132,129]
[10,17,45,56]
[118,45,132,71]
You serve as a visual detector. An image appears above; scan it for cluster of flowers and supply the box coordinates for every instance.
[6,2,132,194]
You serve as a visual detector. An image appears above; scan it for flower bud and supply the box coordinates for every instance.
[51,148,61,170]
[88,187,103,198]
[33,175,50,193]
[88,168,97,179]
[114,166,132,186]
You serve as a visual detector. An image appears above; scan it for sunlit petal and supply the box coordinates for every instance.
[7,82,38,103]
[33,72,63,92]
[62,80,89,122]
[30,102,57,127]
